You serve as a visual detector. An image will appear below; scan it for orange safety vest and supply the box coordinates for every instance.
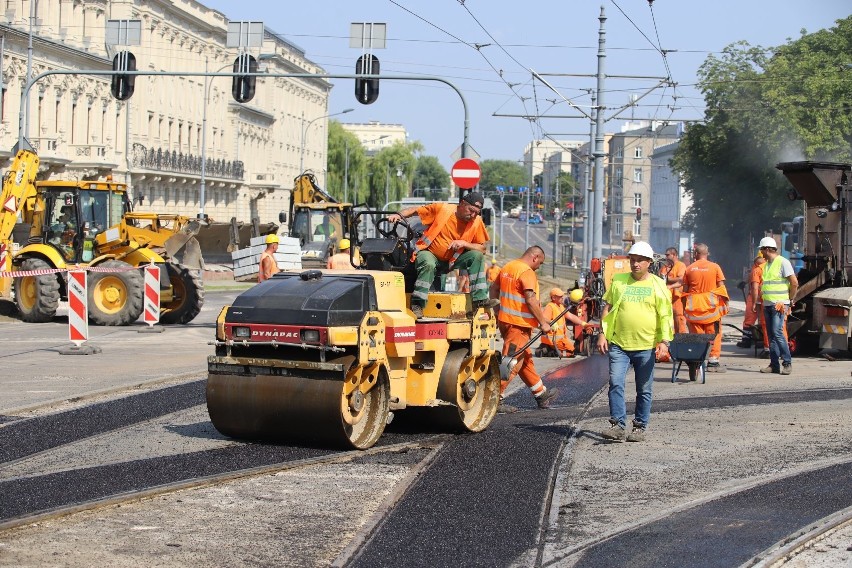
[415,204,480,267]
[497,259,539,328]
[258,250,279,282]
[539,301,571,350]
[684,284,730,323]
[486,264,501,282]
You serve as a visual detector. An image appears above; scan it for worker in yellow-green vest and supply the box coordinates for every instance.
[753,237,799,375]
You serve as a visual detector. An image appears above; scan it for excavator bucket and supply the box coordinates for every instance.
[164,219,205,270]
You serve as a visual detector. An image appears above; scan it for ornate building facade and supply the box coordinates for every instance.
[1,0,330,228]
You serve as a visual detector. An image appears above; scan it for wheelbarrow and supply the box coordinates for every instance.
[669,333,716,384]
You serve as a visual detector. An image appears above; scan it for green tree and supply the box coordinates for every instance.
[479,159,527,211]
[327,121,367,203]
[672,17,852,275]
[412,155,450,200]
[367,141,424,209]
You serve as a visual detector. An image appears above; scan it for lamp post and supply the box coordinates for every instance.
[299,108,353,176]
[345,134,387,204]
[385,162,407,210]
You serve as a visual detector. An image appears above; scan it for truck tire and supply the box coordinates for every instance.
[160,263,204,325]
[14,258,60,322]
[87,260,144,326]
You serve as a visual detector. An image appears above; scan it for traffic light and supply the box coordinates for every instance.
[355,54,380,105]
[110,51,136,101]
[635,207,642,222]
[232,53,258,103]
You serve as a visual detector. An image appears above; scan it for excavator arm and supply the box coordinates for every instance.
[0,149,40,242]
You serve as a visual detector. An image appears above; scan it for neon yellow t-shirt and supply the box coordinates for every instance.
[603,274,672,350]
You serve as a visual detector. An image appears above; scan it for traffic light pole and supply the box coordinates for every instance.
[17,69,473,166]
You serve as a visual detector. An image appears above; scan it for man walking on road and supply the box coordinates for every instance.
[737,255,766,348]
[663,247,687,333]
[598,242,673,442]
[755,237,798,375]
[683,243,730,372]
[490,246,560,413]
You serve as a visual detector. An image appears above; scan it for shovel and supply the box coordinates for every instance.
[498,305,578,380]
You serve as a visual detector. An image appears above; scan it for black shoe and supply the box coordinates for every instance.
[736,337,753,348]
[411,305,424,319]
[535,387,559,409]
[497,401,518,414]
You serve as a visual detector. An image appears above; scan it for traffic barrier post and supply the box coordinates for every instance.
[60,269,101,355]
[140,263,164,333]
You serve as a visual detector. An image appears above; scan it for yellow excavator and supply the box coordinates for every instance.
[280,173,354,268]
[0,148,204,325]
[207,213,502,449]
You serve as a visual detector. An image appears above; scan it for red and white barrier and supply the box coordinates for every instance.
[0,243,7,274]
[143,264,161,327]
[67,269,88,347]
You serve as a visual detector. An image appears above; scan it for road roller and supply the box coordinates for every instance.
[206,216,502,449]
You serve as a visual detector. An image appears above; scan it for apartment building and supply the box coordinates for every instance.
[0,0,329,228]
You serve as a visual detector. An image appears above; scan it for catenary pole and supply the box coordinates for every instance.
[592,6,607,260]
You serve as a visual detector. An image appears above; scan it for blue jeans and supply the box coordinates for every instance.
[607,343,656,428]
[763,305,791,368]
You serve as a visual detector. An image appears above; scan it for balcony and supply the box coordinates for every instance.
[130,143,244,181]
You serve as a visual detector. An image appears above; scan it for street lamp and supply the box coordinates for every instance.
[385,162,408,210]
[345,134,388,204]
[299,108,354,176]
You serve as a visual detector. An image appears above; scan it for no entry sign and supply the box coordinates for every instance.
[451,158,481,189]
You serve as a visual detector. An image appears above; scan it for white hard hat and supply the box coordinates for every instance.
[759,236,777,249]
[627,241,654,259]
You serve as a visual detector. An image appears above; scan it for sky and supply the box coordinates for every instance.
[200,0,850,169]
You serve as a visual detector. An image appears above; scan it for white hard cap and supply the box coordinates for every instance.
[759,236,777,249]
[627,241,654,259]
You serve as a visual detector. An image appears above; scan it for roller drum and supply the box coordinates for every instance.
[206,369,389,450]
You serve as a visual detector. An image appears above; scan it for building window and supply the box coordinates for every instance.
[633,219,641,236]
[634,146,643,159]
[633,168,643,183]
[615,167,623,187]
[633,193,642,207]
[615,147,623,158]
[615,217,622,236]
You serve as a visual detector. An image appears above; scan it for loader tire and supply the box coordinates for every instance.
[88,260,144,326]
[159,263,204,325]
[14,258,60,323]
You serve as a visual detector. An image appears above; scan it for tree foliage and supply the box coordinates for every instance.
[672,16,852,274]
[479,159,528,211]
[367,141,424,209]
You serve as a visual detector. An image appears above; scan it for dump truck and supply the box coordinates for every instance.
[0,148,204,325]
[776,161,852,352]
[206,214,501,449]
[280,173,354,269]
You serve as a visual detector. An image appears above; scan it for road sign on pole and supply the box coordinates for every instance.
[451,158,481,189]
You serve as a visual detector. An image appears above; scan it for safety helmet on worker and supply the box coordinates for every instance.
[549,287,565,299]
[265,233,280,244]
[759,236,777,249]
[569,288,584,304]
[339,238,351,251]
[627,241,654,260]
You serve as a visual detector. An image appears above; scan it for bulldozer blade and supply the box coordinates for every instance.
[177,236,205,270]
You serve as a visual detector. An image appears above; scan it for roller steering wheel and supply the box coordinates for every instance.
[375,215,415,245]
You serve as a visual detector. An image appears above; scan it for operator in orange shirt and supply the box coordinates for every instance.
[683,243,730,372]
[388,192,493,318]
[536,287,590,358]
[486,262,501,283]
[258,234,280,283]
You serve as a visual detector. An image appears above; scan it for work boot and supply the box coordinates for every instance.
[759,349,770,359]
[781,363,792,375]
[600,420,626,441]
[736,336,753,348]
[497,401,518,414]
[706,361,726,373]
[760,365,779,374]
[535,387,559,409]
[411,305,424,319]
[626,426,646,442]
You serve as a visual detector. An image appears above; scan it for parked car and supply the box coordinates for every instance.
[528,213,543,225]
